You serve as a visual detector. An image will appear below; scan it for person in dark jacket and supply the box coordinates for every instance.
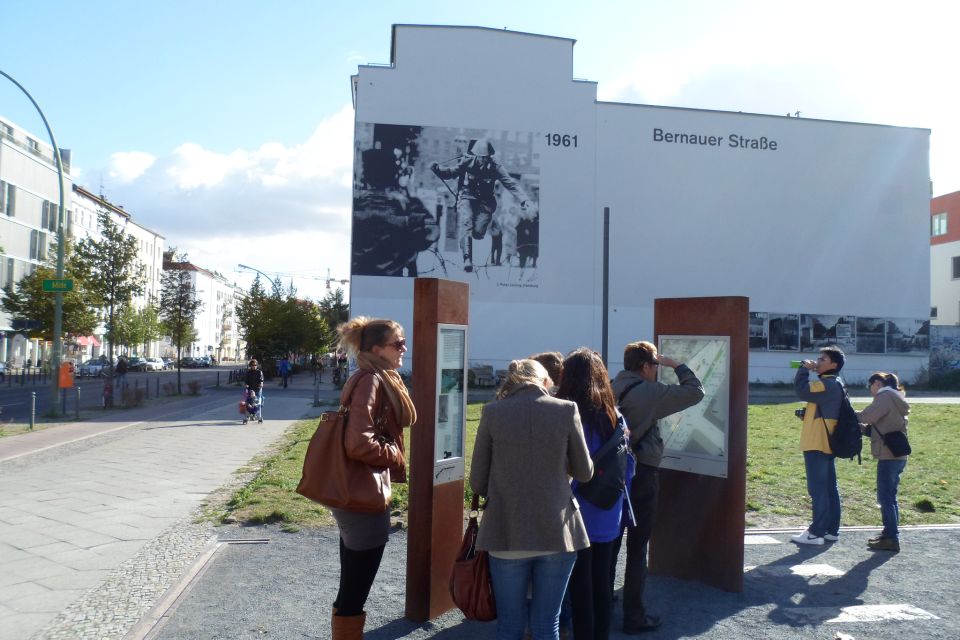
[792,346,845,546]
[243,359,264,394]
[610,340,704,634]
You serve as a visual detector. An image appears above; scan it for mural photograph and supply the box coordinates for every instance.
[351,123,541,284]
[800,314,856,352]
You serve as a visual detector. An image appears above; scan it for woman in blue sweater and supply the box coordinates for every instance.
[557,348,634,640]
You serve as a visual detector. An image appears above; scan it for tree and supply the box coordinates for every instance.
[2,239,100,341]
[159,252,203,394]
[318,287,349,336]
[74,210,145,379]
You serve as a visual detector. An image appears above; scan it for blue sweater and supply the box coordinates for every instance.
[572,411,635,543]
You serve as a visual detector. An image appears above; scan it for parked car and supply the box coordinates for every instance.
[127,357,146,372]
[162,357,175,369]
[195,356,212,367]
[179,357,198,368]
[0,361,5,380]
[142,357,165,371]
[78,358,107,377]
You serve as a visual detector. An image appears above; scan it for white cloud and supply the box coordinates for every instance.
[107,151,156,184]
[92,104,356,299]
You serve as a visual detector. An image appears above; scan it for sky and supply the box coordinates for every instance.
[1,0,957,300]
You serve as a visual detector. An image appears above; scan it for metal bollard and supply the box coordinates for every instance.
[156,377,160,396]
[313,380,321,407]
[216,372,220,387]
[30,391,36,430]
[61,388,66,415]
[75,386,81,419]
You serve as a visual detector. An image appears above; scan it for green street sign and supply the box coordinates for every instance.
[42,279,74,292]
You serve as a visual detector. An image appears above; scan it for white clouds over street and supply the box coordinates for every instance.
[91,104,356,300]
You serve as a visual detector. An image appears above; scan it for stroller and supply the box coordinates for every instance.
[240,388,263,424]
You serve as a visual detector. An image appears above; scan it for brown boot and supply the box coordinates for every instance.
[332,612,365,639]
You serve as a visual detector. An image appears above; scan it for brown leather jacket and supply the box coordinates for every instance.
[344,369,408,483]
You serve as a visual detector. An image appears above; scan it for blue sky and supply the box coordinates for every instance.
[2,0,957,298]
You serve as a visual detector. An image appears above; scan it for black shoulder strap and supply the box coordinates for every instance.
[592,423,626,462]
[617,379,645,405]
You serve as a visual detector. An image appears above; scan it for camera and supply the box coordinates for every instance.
[794,407,806,419]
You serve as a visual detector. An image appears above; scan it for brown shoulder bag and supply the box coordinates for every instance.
[296,373,391,513]
[449,494,497,621]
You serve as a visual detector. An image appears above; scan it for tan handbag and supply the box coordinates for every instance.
[449,494,497,621]
[296,374,391,513]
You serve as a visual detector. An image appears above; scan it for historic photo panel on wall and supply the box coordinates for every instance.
[749,312,768,350]
[351,123,541,284]
[800,315,856,352]
[767,313,800,351]
[886,318,930,355]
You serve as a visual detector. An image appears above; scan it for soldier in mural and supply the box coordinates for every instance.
[352,127,440,277]
[430,139,533,273]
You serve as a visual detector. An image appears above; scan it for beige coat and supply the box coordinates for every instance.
[470,385,594,553]
[857,387,910,461]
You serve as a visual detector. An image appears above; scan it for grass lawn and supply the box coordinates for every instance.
[223,401,960,530]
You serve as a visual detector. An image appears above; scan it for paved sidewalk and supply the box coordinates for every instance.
[152,524,960,640]
[0,374,333,640]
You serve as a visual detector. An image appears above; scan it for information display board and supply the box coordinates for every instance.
[434,324,467,484]
[658,335,730,478]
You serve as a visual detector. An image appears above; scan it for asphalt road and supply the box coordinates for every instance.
[0,365,246,423]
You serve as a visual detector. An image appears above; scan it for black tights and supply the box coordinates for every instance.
[333,538,386,616]
[569,540,617,640]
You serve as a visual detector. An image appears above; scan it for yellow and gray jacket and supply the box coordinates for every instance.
[794,369,843,454]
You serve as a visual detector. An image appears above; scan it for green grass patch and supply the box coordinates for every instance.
[747,402,960,528]
[224,401,960,529]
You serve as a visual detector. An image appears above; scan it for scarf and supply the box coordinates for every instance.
[355,351,417,428]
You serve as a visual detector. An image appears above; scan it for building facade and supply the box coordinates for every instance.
[1,114,165,365]
[930,190,960,325]
[348,25,931,383]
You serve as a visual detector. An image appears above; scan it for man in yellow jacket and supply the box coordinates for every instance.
[792,346,846,545]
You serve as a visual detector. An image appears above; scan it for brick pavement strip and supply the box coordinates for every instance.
[0,383,328,640]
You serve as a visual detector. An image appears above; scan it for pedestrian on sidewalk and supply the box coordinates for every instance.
[330,317,416,639]
[858,372,910,552]
[279,356,291,388]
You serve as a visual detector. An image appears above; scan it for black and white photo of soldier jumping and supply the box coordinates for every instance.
[430,138,534,273]
[351,123,540,281]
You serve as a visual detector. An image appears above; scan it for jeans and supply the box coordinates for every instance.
[803,451,841,538]
[489,551,577,640]
[877,459,907,539]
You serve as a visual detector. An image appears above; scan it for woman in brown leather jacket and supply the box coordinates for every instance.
[331,317,417,639]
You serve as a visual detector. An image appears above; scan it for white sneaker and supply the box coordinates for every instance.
[823,533,840,542]
[790,530,825,545]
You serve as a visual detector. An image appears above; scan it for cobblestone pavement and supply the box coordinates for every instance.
[0,376,331,640]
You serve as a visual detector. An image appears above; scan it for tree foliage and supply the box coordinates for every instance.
[74,210,146,368]
[236,276,333,369]
[1,239,100,340]
[159,251,203,393]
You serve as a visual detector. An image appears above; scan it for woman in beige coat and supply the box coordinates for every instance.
[858,372,910,552]
[470,359,593,640]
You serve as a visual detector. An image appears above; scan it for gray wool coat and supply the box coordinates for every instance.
[469,385,594,553]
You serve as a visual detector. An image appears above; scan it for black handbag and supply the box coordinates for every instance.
[880,430,912,457]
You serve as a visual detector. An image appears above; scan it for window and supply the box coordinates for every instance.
[932,212,948,237]
[41,201,58,231]
[931,307,938,318]
[0,123,12,141]
[953,256,960,279]
[27,137,40,153]
[0,181,14,216]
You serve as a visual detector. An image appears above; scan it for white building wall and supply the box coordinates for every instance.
[349,25,931,384]
[931,241,960,326]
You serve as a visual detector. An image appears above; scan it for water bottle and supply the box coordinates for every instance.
[790,360,803,369]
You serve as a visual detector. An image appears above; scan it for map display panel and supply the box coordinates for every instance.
[657,335,730,478]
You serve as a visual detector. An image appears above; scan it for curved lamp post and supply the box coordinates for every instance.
[0,70,67,413]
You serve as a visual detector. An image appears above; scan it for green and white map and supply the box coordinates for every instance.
[657,335,730,478]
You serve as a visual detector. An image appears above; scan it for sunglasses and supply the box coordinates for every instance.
[387,339,407,350]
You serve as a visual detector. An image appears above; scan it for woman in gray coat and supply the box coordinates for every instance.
[470,359,594,640]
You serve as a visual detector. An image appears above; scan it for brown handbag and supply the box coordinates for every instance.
[296,374,391,513]
[449,494,497,621]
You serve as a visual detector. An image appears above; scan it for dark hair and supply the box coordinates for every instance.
[819,345,845,372]
[528,351,563,387]
[337,316,403,356]
[623,340,657,372]
[556,348,618,439]
[868,371,904,392]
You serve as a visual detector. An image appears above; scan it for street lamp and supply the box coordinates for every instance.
[1,70,67,414]
[237,263,276,285]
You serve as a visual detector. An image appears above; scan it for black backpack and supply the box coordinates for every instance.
[576,415,630,509]
[821,380,862,464]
